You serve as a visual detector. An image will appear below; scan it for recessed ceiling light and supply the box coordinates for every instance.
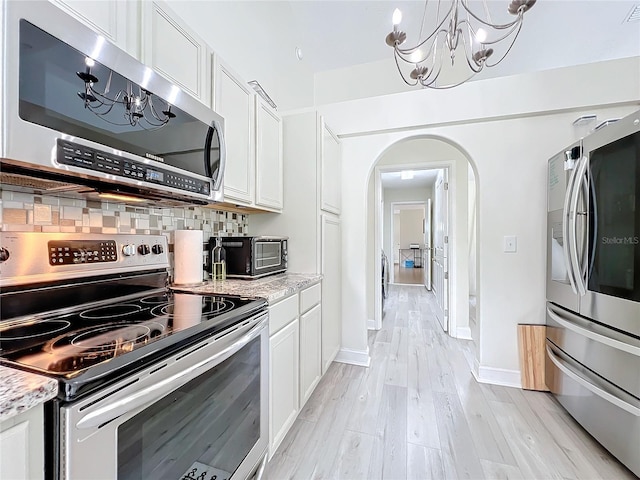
[295,47,304,60]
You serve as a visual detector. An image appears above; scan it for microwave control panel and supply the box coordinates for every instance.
[56,140,211,195]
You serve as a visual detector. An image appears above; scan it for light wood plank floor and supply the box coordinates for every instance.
[264,285,636,480]
[393,264,424,285]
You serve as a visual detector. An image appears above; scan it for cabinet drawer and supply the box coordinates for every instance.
[300,283,321,314]
[269,293,299,335]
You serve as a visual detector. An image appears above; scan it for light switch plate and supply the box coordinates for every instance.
[504,235,517,253]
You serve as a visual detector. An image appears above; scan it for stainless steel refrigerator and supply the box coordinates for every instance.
[545,110,640,477]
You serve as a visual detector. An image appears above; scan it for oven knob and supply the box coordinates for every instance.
[138,244,150,255]
[122,244,136,256]
[151,244,164,254]
[0,248,9,263]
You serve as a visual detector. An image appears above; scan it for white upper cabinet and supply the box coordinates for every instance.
[255,97,283,210]
[213,56,255,205]
[141,1,211,105]
[49,0,138,57]
[320,120,341,215]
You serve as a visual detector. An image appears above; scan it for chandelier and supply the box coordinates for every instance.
[77,57,175,129]
[385,0,536,89]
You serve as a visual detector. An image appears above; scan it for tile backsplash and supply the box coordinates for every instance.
[0,189,249,263]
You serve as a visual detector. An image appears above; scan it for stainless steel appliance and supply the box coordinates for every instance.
[0,232,268,480]
[545,110,640,477]
[221,236,288,279]
[1,1,225,205]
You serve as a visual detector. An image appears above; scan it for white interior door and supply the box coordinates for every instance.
[424,198,432,290]
[432,171,449,332]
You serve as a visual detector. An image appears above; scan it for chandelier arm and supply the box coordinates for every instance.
[460,1,523,30]
[418,39,447,86]
[394,7,452,56]
[460,35,484,73]
[393,51,420,87]
[456,18,521,46]
[395,27,447,65]
[484,21,523,67]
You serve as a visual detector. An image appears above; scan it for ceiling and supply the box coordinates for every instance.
[288,0,640,80]
[381,169,440,189]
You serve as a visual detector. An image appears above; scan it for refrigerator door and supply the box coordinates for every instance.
[580,111,640,337]
[546,144,581,312]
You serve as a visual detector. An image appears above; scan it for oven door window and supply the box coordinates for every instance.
[117,336,260,480]
[588,131,640,302]
[254,242,282,270]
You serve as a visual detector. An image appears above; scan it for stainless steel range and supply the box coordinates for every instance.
[0,232,268,480]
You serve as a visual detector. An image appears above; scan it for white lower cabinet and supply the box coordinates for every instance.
[299,303,322,407]
[0,406,45,480]
[268,299,299,458]
[267,282,323,458]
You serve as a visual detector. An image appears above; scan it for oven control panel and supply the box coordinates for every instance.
[48,240,118,265]
[0,233,170,287]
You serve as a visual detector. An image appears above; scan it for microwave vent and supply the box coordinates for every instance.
[0,171,89,193]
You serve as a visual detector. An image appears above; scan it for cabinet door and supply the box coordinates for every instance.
[269,318,299,458]
[49,0,137,57]
[214,57,255,205]
[320,120,341,215]
[255,97,283,210]
[141,1,211,105]
[299,303,322,407]
[0,406,45,480]
[321,214,342,373]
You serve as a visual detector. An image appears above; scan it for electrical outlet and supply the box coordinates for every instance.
[504,235,517,253]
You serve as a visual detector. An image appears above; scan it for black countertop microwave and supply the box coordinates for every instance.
[0,1,226,205]
[221,237,288,279]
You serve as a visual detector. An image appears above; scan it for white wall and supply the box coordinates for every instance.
[322,57,640,385]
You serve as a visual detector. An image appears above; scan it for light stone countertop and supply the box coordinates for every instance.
[0,366,58,422]
[172,272,322,304]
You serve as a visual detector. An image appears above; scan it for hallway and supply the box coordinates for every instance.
[264,285,634,479]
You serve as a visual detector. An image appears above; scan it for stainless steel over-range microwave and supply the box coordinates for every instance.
[0,1,226,205]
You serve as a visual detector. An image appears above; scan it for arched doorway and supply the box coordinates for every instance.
[366,136,479,347]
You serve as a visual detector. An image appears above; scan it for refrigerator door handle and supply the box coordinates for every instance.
[563,159,580,294]
[547,304,640,357]
[569,156,589,296]
[546,344,640,417]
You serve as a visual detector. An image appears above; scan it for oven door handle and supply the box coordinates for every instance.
[76,315,267,430]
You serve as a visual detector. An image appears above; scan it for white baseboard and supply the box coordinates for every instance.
[334,348,371,368]
[472,359,521,388]
[455,326,472,340]
[367,318,376,330]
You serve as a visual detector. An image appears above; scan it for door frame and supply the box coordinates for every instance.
[389,201,427,284]
[374,162,456,332]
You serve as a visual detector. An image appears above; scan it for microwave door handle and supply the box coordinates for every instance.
[563,158,580,294]
[75,316,267,430]
[208,119,226,192]
[569,156,589,296]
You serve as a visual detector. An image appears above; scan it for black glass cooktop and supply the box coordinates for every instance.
[0,290,266,400]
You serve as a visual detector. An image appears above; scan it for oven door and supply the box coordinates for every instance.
[59,313,268,480]
[580,113,640,337]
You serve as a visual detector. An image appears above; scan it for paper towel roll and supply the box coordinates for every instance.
[174,229,204,285]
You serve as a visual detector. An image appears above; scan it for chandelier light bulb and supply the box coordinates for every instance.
[476,28,488,43]
[392,8,402,26]
[84,57,95,68]
[409,49,423,64]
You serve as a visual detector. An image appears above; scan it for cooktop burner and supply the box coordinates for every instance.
[0,290,263,378]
